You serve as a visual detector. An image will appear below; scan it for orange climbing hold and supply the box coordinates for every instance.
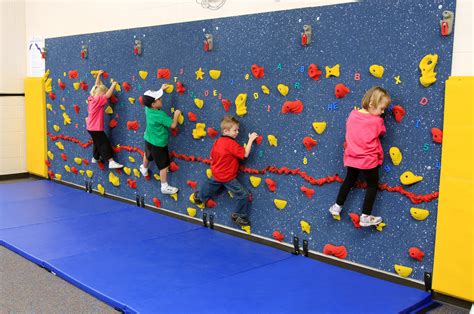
[153,197,161,208]
[109,118,118,129]
[187,180,197,190]
[68,70,78,79]
[349,213,361,228]
[251,64,265,79]
[127,120,139,131]
[303,136,317,151]
[431,128,443,144]
[255,135,263,145]
[176,82,186,94]
[109,95,118,104]
[207,127,218,139]
[188,112,197,122]
[127,178,137,189]
[300,186,315,199]
[58,80,66,90]
[80,81,88,91]
[122,82,132,92]
[49,92,56,100]
[265,178,277,192]
[272,230,285,242]
[61,153,67,161]
[139,96,144,105]
[308,64,322,80]
[169,161,179,172]
[222,99,231,112]
[73,104,80,114]
[206,199,217,208]
[334,83,350,99]
[157,68,171,79]
[323,244,348,259]
[71,166,79,174]
[392,105,406,123]
[281,100,304,114]
[408,247,425,261]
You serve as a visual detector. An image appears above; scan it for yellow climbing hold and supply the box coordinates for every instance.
[209,70,221,80]
[267,135,278,147]
[312,122,327,135]
[189,193,205,209]
[277,84,289,96]
[375,222,386,232]
[97,184,105,195]
[74,157,82,165]
[206,169,212,179]
[73,82,81,90]
[325,64,340,78]
[128,156,135,163]
[303,157,308,165]
[419,54,438,87]
[228,191,234,198]
[400,171,423,185]
[164,84,174,93]
[389,147,402,166]
[53,125,60,132]
[274,199,287,210]
[154,173,161,181]
[178,113,184,125]
[109,172,120,187]
[410,207,430,221]
[235,93,247,117]
[90,70,100,77]
[332,214,341,221]
[249,176,262,188]
[369,64,384,78]
[133,168,141,178]
[55,173,62,180]
[44,78,52,92]
[187,207,197,217]
[394,264,413,278]
[44,69,50,79]
[261,85,270,94]
[79,170,85,175]
[47,151,54,160]
[170,193,178,201]
[195,67,205,80]
[194,98,204,109]
[104,106,113,115]
[300,220,311,234]
[123,167,131,175]
[47,103,53,111]
[86,170,93,178]
[64,165,71,172]
[63,113,71,125]
[128,97,135,104]
[139,70,148,80]
[192,123,207,139]
[55,142,64,150]
[60,104,66,111]
[241,225,251,234]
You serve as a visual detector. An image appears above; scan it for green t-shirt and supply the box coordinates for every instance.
[144,107,173,147]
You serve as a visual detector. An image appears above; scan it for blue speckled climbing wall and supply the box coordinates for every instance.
[45,0,455,281]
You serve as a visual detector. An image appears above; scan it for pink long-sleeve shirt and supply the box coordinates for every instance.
[86,95,108,131]
[343,110,386,169]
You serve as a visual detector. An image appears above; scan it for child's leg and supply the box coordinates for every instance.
[361,167,379,216]
[223,179,250,218]
[93,131,113,161]
[87,131,103,161]
[197,179,222,203]
[140,142,152,176]
[335,167,360,206]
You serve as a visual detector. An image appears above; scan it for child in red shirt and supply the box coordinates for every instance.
[191,115,259,227]
[329,86,391,226]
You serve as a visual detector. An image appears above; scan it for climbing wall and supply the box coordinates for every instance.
[44,0,456,281]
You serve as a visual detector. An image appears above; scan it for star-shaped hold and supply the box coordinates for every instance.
[394,75,402,85]
[195,67,205,80]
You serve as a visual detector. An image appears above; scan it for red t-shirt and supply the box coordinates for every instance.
[86,95,108,131]
[343,110,386,169]
[210,136,245,182]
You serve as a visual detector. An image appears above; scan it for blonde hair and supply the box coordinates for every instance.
[361,86,391,110]
[90,84,107,96]
[220,115,239,132]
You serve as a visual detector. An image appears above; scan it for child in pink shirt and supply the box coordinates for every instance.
[86,70,123,169]
[329,86,391,226]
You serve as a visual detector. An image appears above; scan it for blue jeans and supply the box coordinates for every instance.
[198,178,250,218]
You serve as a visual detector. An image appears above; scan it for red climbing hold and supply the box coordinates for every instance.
[308,64,322,80]
[127,178,137,189]
[122,82,132,92]
[207,127,218,139]
[171,128,179,137]
[61,153,67,161]
[102,71,109,79]
[408,247,425,261]
[109,94,118,104]
[187,180,198,190]
[300,186,315,199]
[206,199,217,208]
[82,158,89,166]
[251,64,265,79]
[281,100,304,114]
[392,105,406,123]
[152,197,161,208]
[157,68,171,80]
[58,81,66,90]
[70,166,78,174]
[169,161,179,172]
[188,112,197,122]
[44,160,51,168]
[255,135,263,145]
[303,136,317,151]
[265,178,277,192]
[272,230,285,242]
[334,83,350,99]
[221,99,231,112]
[109,118,118,129]
[323,244,348,259]
[127,120,139,131]
[73,104,80,114]
[49,92,56,100]
[431,128,443,144]
[80,81,88,91]
[97,161,105,170]
[68,70,78,79]
[138,96,144,105]
[349,213,361,228]
[48,170,54,179]
[176,82,186,94]
[301,33,308,46]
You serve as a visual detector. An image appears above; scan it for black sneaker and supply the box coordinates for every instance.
[192,191,203,206]
[231,213,250,226]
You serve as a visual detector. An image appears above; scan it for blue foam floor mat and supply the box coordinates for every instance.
[0,180,430,313]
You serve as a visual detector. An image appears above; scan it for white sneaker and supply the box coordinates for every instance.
[91,157,98,163]
[108,160,124,169]
[161,185,179,195]
[329,203,342,216]
[139,164,149,177]
[360,214,383,227]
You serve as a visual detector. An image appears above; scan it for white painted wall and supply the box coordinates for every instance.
[0,0,472,175]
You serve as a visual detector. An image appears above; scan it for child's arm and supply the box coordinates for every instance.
[244,132,259,158]
[95,70,104,87]
[105,81,117,99]
[170,109,182,129]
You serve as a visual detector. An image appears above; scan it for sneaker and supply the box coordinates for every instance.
[108,160,124,169]
[359,214,383,227]
[329,203,342,216]
[231,213,250,226]
[139,164,149,177]
[190,191,205,209]
[161,185,179,195]
[91,157,99,163]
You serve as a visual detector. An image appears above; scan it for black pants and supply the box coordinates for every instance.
[336,166,379,215]
[88,131,113,161]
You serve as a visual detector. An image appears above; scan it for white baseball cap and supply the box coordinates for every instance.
[143,89,164,107]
